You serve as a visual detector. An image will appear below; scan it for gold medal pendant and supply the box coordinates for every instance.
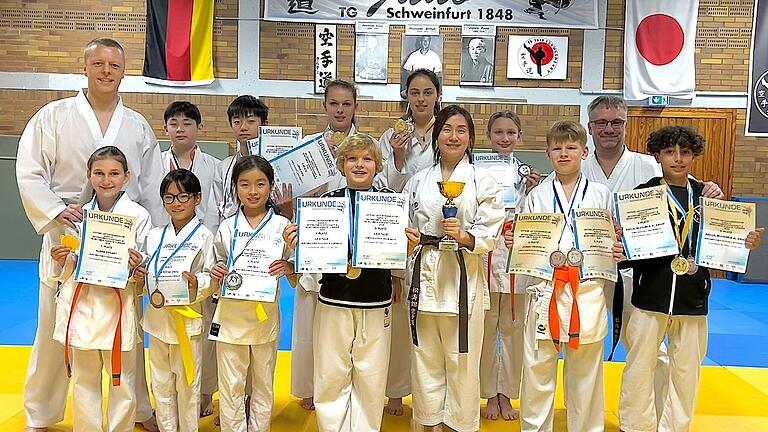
[346,262,362,279]
[549,250,567,268]
[150,288,165,309]
[670,256,690,276]
[60,234,80,250]
[332,131,346,145]
[394,118,415,134]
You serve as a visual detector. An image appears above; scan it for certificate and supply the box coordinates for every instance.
[251,126,302,160]
[572,208,618,282]
[147,238,204,305]
[473,152,519,208]
[614,186,678,260]
[695,198,756,273]
[270,135,338,198]
[506,213,564,281]
[352,191,409,269]
[223,229,284,302]
[295,197,349,273]
[74,209,137,289]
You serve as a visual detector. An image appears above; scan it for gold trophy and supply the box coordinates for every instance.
[437,181,465,251]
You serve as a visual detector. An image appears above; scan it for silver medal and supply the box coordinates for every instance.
[566,247,584,266]
[549,250,567,268]
[518,164,532,177]
[225,270,243,291]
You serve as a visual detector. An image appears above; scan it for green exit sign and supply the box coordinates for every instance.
[649,95,670,106]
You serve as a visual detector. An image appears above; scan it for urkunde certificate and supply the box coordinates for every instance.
[252,126,302,160]
[506,213,564,281]
[223,230,284,302]
[74,209,137,289]
[270,135,337,198]
[473,152,518,208]
[147,238,203,305]
[295,197,349,273]
[614,186,678,260]
[572,208,618,282]
[695,197,756,273]
[352,191,409,269]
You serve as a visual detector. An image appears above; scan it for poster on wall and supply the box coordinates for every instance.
[315,24,337,94]
[355,22,389,84]
[507,35,568,80]
[460,25,496,86]
[400,25,443,98]
[265,0,599,29]
[747,0,768,135]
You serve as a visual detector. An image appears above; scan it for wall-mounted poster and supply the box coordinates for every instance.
[355,22,389,84]
[507,35,568,80]
[460,25,497,86]
[400,25,443,98]
[315,24,337,94]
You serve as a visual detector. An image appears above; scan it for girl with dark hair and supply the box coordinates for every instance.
[208,155,296,431]
[402,106,505,431]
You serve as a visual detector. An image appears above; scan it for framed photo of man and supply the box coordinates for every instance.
[400,32,443,98]
[460,36,495,86]
[355,33,389,84]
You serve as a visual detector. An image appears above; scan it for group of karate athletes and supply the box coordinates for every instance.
[15,37,764,432]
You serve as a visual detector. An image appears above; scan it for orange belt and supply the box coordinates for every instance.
[65,282,123,386]
[549,266,581,351]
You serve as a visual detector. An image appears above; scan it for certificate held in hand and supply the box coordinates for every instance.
[506,213,565,281]
[295,197,349,273]
[695,198,756,273]
[572,208,618,282]
[614,185,678,260]
[74,209,137,289]
[352,191,409,269]
[270,135,337,198]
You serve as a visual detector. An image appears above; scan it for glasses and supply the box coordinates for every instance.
[163,193,196,204]
[590,119,626,129]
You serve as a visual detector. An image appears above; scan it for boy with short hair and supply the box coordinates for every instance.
[507,120,617,432]
[618,126,763,432]
[212,96,269,225]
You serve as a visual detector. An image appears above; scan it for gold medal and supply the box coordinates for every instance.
[670,256,690,276]
[346,262,362,279]
[332,131,346,145]
[60,234,80,250]
[549,250,567,268]
[393,118,415,134]
[150,288,165,309]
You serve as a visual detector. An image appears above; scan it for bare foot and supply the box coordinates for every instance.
[384,397,404,416]
[429,424,444,432]
[200,393,214,417]
[214,415,220,426]
[482,395,500,420]
[136,413,160,432]
[299,397,315,410]
[497,394,519,421]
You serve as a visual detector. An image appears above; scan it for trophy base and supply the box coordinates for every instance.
[439,238,458,251]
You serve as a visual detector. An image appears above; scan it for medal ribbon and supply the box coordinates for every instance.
[662,180,695,254]
[170,146,196,171]
[149,222,203,289]
[168,305,203,386]
[548,266,581,351]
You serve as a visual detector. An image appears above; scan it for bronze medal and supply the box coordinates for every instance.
[150,288,165,309]
[550,250,567,268]
[346,262,362,280]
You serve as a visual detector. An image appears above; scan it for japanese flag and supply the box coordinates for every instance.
[624,0,699,100]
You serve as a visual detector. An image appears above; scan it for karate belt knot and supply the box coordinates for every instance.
[549,266,581,351]
[488,220,516,321]
[409,234,469,353]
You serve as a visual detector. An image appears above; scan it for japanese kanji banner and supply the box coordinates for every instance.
[143,0,215,86]
[747,0,768,135]
[265,0,599,28]
[315,24,338,94]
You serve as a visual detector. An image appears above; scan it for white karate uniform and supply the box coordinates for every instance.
[212,151,243,225]
[143,219,215,432]
[211,209,292,432]
[518,175,613,432]
[404,157,505,432]
[15,90,164,428]
[51,194,151,432]
[480,156,529,401]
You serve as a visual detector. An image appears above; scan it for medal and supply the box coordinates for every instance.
[686,256,698,275]
[550,250,567,268]
[60,234,80,250]
[566,247,584,266]
[224,270,243,290]
[346,262,362,280]
[670,255,690,276]
[394,118,415,134]
[518,163,532,178]
[150,288,165,308]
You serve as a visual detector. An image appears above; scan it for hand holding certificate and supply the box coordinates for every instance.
[74,209,137,288]
[614,186,678,260]
[506,213,565,280]
[572,208,618,282]
[270,135,338,198]
[352,192,409,269]
[695,198,757,273]
[295,197,349,273]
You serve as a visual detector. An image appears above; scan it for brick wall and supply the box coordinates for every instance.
[0,0,238,77]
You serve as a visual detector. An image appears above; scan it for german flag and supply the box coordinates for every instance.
[143,0,215,86]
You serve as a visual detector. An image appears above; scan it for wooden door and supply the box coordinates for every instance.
[625,108,737,198]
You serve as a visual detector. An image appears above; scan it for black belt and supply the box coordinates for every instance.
[409,234,470,353]
[608,274,624,361]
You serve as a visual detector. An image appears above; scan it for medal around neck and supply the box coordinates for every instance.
[686,256,698,275]
[324,130,347,147]
[346,262,362,280]
[150,288,165,309]
[670,256,690,276]
[394,118,415,134]
[566,247,584,266]
[224,270,243,291]
[550,250,567,268]
[518,163,532,178]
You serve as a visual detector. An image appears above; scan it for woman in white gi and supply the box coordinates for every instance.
[506,121,618,432]
[209,156,296,432]
[479,111,540,422]
[403,105,504,432]
[49,146,152,432]
[138,169,215,432]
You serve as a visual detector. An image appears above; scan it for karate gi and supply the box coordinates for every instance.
[143,220,215,432]
[404,157,504,432]
[162,146,221,399]
[212,151,243,225]
[15,89,164,428]
[479,155,529,402]
[211,208,293,432]
[518,175,614,432]
[52,194,152,432]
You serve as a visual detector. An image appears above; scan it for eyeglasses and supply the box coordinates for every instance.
[590,119,626,129]
[162,193,196,204]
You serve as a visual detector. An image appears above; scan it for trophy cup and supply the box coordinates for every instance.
[437,181,465,251]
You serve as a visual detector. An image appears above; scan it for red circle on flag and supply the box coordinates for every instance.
[531,42,555,65]
[635,14,684,66]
